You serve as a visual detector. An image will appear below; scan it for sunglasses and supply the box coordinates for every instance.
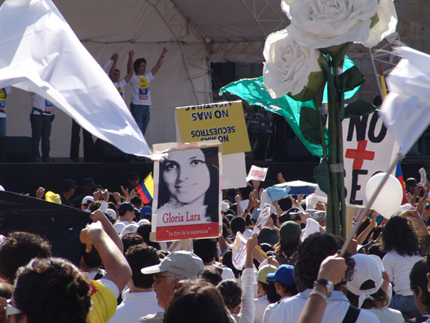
[5,299,22,318]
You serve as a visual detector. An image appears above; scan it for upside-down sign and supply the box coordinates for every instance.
[342,112,399,207]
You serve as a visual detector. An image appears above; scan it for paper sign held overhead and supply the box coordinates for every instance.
[246,165,268,182]
[175,101,251,155]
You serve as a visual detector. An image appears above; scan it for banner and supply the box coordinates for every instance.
[152,141,222,241]
[342,112,399,207]
[0,191,89,266]
[175,101,251,155]
[246,165,268,182]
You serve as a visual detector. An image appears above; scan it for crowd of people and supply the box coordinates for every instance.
[0,48,167,162]
[1,168,430,323]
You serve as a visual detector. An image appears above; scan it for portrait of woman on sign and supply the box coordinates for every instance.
[156,146,220,225]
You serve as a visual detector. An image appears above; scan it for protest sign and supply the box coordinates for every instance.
[232,232,248,270]
[253,204,271,235]
[151,141,222,241]
[342,112,399,207]
[175,101,251,155]
[246,165,268,182]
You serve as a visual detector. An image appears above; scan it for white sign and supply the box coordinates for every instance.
[232,232,248,270]
[253,204,271,235]
[342,112,398,207]
[246,165,268,182]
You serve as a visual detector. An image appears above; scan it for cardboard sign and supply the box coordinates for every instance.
[342,112,399,207]
[151,141,222,241]
[246,165,268,182]
[175,101,251,155]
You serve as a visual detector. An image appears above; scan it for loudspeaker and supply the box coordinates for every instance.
[93,139,127,162]
[0,137,33,162]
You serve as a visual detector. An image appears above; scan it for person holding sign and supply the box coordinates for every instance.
[130,48,167,135]
[157,147,219,224]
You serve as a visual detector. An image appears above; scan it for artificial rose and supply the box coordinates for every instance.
[263,27,324,99]
[359,0,397,48]
[287,0,378,49]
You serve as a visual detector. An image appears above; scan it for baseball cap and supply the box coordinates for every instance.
[141,250,204,278]
[252,208,261,221]
[257,265,277,284]
[279,221,301,243]
[120,223,139,238]
[62,179,77,191]
[346,254,384,308]
[105,208,117,220]
[257,227,279,246]
[266,264,295,286]
[82,196,94,205]
[113,222,126,235]
[128,172,139,180]
[81,178,95,187]
[140,206,152,219]
[118,202,138,213]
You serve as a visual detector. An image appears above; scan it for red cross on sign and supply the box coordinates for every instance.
[345,140,375,170]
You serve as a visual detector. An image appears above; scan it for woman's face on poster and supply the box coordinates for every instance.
[163,149,210,204]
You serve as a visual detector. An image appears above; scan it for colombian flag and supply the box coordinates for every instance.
[395,162,408,204]
[137,173,153,204]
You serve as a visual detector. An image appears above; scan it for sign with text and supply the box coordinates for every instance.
[246,165,268,182]
[175,101,251,155]
[232,232,248,270]
[342,112,398,207]
[151,141,222,241]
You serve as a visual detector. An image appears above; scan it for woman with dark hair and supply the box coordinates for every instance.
[157,147,219,223]
[381,216,423,313]
[164,279,233,323]
[6,257,92,323]
[345,254,404,323]
[409,256,430,322]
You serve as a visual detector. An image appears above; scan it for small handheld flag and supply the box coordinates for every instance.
[137,173,153,204]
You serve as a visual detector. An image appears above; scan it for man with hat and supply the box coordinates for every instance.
[60,179,77,206]
[138,250,205,323]
[117,202,138,225]
[71,177,96,208]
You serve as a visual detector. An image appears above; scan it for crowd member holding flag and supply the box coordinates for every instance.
[130,48,168,136]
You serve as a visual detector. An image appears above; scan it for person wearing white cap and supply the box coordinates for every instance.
[81,195,94,211]
[345,254,403,323]
[138,250,204,323]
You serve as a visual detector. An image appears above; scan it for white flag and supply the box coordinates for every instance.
[379,47,430,156]
[0,0,150,156]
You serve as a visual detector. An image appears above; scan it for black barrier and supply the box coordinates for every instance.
[0,191,90,266]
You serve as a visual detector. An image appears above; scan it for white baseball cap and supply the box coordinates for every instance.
[141,250,204,278]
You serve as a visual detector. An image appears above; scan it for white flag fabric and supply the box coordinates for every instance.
[379,47,430,156]
[0,0,151,156]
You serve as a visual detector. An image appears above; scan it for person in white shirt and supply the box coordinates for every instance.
[130,48,167,135]
[267,232,379,323]
[109,51,134,100]
[108,244,163,323]
[0,86,11,137]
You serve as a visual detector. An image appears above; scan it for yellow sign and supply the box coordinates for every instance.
[176,101,251,155]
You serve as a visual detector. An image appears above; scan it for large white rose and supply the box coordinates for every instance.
[288,0,378,49]
[263,27,323,99]
[359,0,398,48]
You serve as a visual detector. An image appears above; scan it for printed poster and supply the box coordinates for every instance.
[175,101,251,155]
[246,165,268,182]
[152,141,222,241]
[342,112,399,207]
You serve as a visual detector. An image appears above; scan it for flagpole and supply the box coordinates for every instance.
[340,153,402,256]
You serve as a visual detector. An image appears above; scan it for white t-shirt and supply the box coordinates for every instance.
[108,291,163,323]
[262,296,289,323]
[367,307,404,323]
[254,295,270,323]
[0,87,11,118]
[267,290,379,323]
[382,250,423,296]
[114,79,127,100]
[30,92,53,114]
[130,73,154,105]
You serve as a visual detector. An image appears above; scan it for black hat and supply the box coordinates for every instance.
[118,202,138,212]
[128,172,139,180]
[62,179,78,191]
[81,178,95,186]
